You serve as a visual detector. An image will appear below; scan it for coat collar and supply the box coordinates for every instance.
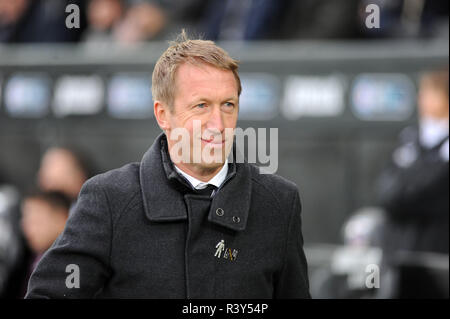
[139,132,252,231]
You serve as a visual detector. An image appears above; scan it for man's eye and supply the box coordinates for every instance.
[197,103,206,108]
[224,102,234,107]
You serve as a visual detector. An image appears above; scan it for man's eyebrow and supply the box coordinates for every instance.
[185,97,209,106]
[187,96,238,105]
[222,97,238,102]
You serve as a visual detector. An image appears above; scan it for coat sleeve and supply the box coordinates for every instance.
[274,190,311,298]
[25,177,112,298]
[376,146,449,221]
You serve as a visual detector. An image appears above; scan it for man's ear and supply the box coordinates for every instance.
[154,100,170,131]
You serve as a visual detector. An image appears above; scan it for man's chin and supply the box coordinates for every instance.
[196,158,227,170]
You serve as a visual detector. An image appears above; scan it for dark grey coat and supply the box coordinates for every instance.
[26,133,310,299]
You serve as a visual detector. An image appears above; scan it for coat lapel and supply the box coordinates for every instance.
[208,155,252,231]
[140,133,188,222]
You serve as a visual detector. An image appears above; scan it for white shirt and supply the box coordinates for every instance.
[174,160,229,190]
[419,117,449,162]
[419,117,449,149]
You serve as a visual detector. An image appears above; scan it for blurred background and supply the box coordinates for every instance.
[0,0,448,299]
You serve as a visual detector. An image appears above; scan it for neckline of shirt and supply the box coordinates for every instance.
[174,159,229,190]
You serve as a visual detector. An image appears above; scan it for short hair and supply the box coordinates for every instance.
[43,145,97,180]
[152,30,242,111]
[421,66,449,98]
[24,190,72,214]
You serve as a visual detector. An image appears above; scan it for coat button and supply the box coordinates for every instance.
[216,208,224,216]
[232,216,240,223]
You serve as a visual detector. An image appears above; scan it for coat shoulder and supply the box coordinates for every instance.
[82,162,142,216]
[246,163,300,209]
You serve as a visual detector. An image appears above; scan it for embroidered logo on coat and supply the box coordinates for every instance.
[214,239,238,261]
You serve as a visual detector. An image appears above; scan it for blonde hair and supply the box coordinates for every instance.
[152,30,242,110]
[421,67,449,98]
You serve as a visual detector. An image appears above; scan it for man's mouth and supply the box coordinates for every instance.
[201,137,225,146]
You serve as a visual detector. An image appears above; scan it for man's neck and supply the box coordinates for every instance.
[164,133,227,182]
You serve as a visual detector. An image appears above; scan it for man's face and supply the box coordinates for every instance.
[164,62,239,171]
[21,198,68,254]
[38,149,87,200]
[418,81,449,120]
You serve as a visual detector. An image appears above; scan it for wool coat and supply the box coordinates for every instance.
[26,133,310,298]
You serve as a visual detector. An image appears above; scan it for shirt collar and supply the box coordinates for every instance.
[174,159,229,190]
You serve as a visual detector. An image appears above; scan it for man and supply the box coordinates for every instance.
[26,31,310,298]
[375,68,449,299]
[377,67,449,255]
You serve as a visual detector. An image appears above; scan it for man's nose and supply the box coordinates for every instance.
[206,105,225,133]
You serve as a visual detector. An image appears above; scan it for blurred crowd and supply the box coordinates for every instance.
[0,146,95,298]
[0,0,448,44]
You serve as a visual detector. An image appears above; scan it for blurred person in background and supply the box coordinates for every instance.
[83,0,167,45]
[83,0,125,44]
[377,67,449,256]
[199,0,290,41]
[0,0,29,42]
[37,147,95,203]
[0,172,27,299]
[20,191,71,297]
[113,0,166,43]
[375,68,449,298]
[0,0,86,43]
